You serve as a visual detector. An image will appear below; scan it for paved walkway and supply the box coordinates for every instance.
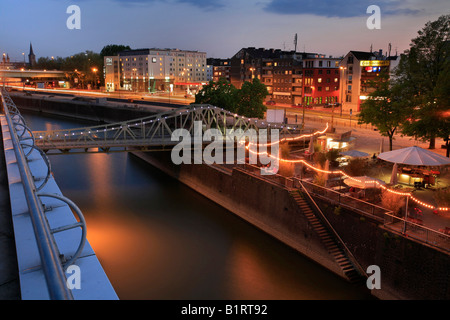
[299,115,450,236]
[0,128,20,300]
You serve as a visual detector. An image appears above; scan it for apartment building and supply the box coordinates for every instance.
[339,50,399,113]
[104,48,208,93]
[207,58,231,83]
[302,55,341,106]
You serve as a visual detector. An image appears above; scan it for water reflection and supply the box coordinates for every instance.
[22,112,374,300]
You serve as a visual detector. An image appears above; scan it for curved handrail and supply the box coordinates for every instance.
[1,89,73,300]
[37,193,87,270]
[0,88,91,299]
[20,143,52,192]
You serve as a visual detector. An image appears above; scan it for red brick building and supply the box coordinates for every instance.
[302,55,341,106]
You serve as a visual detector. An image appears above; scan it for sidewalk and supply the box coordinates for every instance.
[285,114,450,234]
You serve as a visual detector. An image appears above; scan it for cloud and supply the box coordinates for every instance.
[103,0,225,10]
[263,0,422,17]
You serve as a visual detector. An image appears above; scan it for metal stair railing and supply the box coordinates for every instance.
[295,178,368,281]
[1,89,87,299]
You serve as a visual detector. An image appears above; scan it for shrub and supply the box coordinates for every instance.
[380,190,406,216]
[345,158,368,176]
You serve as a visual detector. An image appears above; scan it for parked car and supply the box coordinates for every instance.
[292,104,312,109]
[266,100,276,106]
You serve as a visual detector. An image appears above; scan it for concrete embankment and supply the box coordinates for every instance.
[12,92,450,300]
[9,91,179,124]
[133,151,450,300]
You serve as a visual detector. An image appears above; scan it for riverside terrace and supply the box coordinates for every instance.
[233,152,450,253]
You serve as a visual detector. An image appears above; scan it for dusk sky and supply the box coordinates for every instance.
[0,0,448,62]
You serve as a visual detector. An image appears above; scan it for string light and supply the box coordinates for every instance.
[30,104,447,211]
[246,136,449,212]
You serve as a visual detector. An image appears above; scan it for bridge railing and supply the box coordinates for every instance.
[1,89,87,299]
[32,104,301,153]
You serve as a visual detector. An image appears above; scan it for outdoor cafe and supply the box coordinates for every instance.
[397,166,440,188]
[378,146,450,189]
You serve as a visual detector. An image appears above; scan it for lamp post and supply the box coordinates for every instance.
[92,67,98,90]
[250,67,255,79]
[339,66,346,117]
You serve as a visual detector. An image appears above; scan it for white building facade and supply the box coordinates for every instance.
[104,48,208,93]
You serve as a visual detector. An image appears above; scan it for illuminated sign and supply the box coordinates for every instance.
[360,60,390,67]
[106,58,113,66]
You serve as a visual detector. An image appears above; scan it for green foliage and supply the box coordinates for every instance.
[394,14,450,149]
[100,44,131,57]
[33,45,132,88]
[313,152,327,167]
[358,71,409,151]
[380,190,405,216]
[195,78,268,119]
[434,187,450,208]
[195,78,238,113]
[344,158,367,176]
[334,206,342,216]
[326,148,340,167]
[235,78,268,119]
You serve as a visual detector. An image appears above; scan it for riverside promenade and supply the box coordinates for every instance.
[0,128,20,299]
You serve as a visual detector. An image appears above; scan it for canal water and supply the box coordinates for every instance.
[22,112,374,300]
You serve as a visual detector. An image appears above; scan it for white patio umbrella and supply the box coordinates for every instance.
[378,146,450,167]
[379,138,385,154]
[340,150,369,158]
[343,176,386,189]
[390,163,398,185]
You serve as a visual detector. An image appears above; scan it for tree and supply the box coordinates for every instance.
[194,78,238,112]
[235,78,268,119]
[358,71,408,151]
[395,14,450,149]
[100,44,131,57]
[434,58,450,157]
[195,77,268,119]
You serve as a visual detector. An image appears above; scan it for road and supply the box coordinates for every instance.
[7,85,195,105]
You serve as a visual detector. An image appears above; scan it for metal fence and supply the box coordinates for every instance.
[239,163,450,253]
[1,89,87,299]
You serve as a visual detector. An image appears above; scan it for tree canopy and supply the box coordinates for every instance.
[195,78,238,113]
[100,44,131,57]
[395,14,450,149]
[359,71,409,151]
[33,44,132,89]
[195,78,268,119]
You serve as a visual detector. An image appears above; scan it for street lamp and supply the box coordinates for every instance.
[250,67,255,79]
[92,67,98,90]
[339,66,346,117]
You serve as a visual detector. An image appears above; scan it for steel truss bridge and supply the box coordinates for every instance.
[20,98,303,155]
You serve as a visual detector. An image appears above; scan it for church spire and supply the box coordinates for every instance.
[28,42,36,68]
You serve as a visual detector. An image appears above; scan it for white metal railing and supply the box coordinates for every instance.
[1,89,87,299]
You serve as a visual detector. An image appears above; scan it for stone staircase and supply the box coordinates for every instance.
[289,189,365,284]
